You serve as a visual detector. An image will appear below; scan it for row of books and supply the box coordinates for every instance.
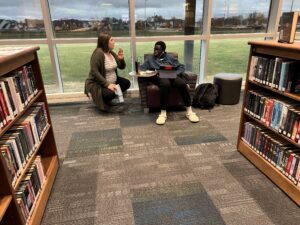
[244,90,300,143]
[249,55,300,93]
[243,122,300,187]
[0,102,49,187]
[16,156,46,223]
[0,64,38,130]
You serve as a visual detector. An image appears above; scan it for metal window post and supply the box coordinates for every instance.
[199,0,212,84]
[129,0,138,89]
[40,0,64,93]
[267,0,283,40]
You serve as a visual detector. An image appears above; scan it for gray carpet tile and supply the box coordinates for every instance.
[120,114,153,127]
[42,217,96,225]
[132,192,225,225]
[42,155,99,225]
[67,129,123,157]
[174,133,227,145]
[224,160,300,225]
[131,183,225,225]
[167,118,227,145]
[42,94,300,225]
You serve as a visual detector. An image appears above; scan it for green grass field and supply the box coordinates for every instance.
[35,38,256,93]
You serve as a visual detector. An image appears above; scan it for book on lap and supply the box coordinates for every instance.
[158,70,177,79]
[158,65,178,79]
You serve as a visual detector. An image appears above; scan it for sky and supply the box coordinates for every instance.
[0,0,299,21]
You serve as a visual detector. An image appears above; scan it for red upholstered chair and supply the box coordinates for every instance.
[138,53,197,111]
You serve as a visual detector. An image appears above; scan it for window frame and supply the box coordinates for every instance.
[0,0,283,94]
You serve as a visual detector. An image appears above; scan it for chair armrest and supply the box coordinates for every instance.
[179,71,197,90]
[186,71,197,77]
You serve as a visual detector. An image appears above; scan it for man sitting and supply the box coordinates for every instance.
[140,41,199,125]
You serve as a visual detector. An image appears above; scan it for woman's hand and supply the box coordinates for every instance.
[117,48,124,60]
[108,83,117,91]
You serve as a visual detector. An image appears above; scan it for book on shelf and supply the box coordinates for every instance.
[2,76,23,113]
[0,86,11,123]
[278,11,299,44]
[1,146,17,186]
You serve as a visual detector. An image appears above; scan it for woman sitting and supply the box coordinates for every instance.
[85,32,130,111]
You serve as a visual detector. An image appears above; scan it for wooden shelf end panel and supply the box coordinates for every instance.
[27,155,59,225]
[0,195,12,221]
[238,140,300,206]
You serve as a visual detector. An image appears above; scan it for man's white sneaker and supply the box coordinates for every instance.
[186,112,199,123]
[156,114,167,125]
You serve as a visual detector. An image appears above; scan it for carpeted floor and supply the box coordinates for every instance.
[41,94,300,225]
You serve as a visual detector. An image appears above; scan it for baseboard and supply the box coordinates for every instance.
[46,90,140,105]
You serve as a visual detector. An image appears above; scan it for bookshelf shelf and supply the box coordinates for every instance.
[248,80,300,102]
[237,40,300,206]
[0,46,59,225]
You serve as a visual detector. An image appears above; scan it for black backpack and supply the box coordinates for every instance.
[192,83,218,110]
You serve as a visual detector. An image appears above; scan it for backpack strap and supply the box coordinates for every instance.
[198,84,210,101]
[192,83,211,108]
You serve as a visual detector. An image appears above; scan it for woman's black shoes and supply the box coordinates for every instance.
[107,100,118,106]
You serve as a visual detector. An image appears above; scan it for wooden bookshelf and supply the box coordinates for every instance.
[0,196,12,220]
[0,47,59,225]
[237,40,300,206]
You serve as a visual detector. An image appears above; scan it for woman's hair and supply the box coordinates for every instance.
[97,32,111,52]
[154,41,166,51]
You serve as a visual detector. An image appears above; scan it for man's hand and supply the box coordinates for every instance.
[108,84,117,91]
[117,48,124,60]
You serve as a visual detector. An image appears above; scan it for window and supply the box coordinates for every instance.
[48,0,130,38]
[0,0,46,39]
[282,0,300,12]
[282,0,300,33]
[207,38,260,81]
[56,42,132,92]
[135,0,203,36]
[37,45,60,94]
[211,0,271,34]
[0,1,282,94]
